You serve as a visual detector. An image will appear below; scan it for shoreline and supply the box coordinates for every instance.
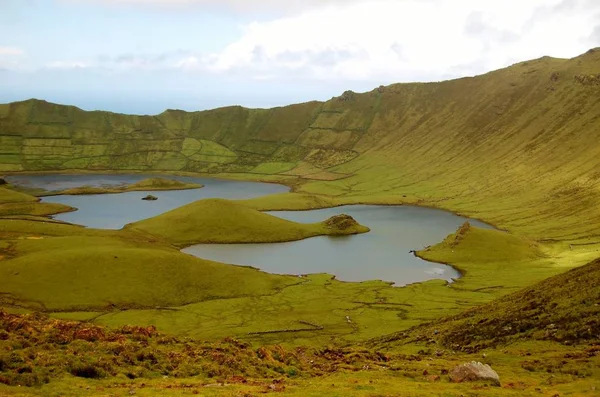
[0,170,516,234]
[3,170,507,289]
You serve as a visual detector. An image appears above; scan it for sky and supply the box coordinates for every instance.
[1,0,599,114]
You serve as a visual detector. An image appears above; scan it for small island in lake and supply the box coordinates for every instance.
[44,177,203,196]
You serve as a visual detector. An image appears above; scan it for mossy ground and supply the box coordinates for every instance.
[0,310,598,396]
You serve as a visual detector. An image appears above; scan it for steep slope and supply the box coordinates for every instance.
[371,257,600,352]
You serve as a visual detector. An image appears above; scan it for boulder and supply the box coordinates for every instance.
[449,361,500,386]
[0,177,6,185]
[141,194,158,201]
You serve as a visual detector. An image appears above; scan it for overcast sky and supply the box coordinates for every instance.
[1,0,599,114]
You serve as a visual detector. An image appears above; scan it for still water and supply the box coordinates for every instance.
[183,205,493,286]
[7,174,493,285]
[7,174,288,229]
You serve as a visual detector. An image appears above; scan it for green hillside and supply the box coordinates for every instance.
[1,49,600,395]
[2,49,600,247]
[371,257,600,352]
[0,235,300,311]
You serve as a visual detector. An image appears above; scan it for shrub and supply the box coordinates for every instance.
[69,363,106,379]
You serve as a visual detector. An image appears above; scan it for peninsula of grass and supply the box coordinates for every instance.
[125,198,369,247]
[40,177,203,196]
[0,186,75,218]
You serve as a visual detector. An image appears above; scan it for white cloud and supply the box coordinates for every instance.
[183,0,600,82]
[46,61,89,69]
[0,46,24,69]
[64,0,367,13]
[24,0,600,85]
[0,46,24,56]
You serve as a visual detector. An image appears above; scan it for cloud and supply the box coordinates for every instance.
[178,0,600,82]
[0,46,24,70]
[0,46,24,56]
[32,0,600,85]
[593,25,600,41]
[46,61,89,69]
[96,50,192,70]
[63,0,369,13]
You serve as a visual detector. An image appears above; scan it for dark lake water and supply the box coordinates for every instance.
[6,174,493,286]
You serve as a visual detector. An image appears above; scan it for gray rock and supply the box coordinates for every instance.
[449,361,500,386]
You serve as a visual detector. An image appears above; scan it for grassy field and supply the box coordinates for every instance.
[0,259,598,395]
[1,49,600,394]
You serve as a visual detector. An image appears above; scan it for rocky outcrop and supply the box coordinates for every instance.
[324,214,359,231]
[338,90,356,102]
[574,74,600,86]
[448,221,471,248]
[449,361,500,386]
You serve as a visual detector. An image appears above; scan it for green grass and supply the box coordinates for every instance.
[0,186,75,218]
[251,162,297,174]
[0,235,300,311]
[0,310,598,396]
[371,257,600,353]
[125,198,369,247]
[0,202,74,217]
[0,187,38,204]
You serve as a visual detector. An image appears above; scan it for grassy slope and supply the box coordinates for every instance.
[0,187,38,204]
[1,50,599,249]
[125,198,369,247]
[300,50,600,248]
[91,223,561,345]
[0,191,302,312]
[371,257,600,353]
[0,233,300,311]
[0,186,74,217]
[415,223,558,292]
[0,309,598,396]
